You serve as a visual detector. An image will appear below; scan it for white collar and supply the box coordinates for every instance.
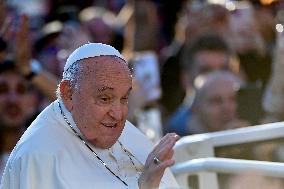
[118,121,153,165]
[55,99,84,138]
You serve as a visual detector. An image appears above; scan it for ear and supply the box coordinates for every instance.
[59,80,73,111]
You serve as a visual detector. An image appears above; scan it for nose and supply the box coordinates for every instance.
[109,103,123,120]
[7,90,20,102]
[221,99,236,117]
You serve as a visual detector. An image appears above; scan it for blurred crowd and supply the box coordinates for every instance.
[1,0,284,182]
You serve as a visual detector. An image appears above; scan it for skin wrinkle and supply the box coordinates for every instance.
[98,86,114,92]
[62,56,132,149]
[59,55,130,99]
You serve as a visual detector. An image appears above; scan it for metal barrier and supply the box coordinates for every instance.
[171,157,284,189]
[173,122,284,189]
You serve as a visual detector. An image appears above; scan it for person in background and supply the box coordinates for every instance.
[164,33,238,136]
[1,43,180,189]
[0,59,40,176]
[228,1,272,125]
[79,6,123,51]
[187,71,248,134]
[122,0,164,143]
[15,15,59,101]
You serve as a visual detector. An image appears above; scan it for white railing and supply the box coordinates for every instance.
[171,157,284,189]
[173,122,284,189]
[172,157,284,177]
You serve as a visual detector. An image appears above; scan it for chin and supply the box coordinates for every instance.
[90,139,118,149]
[96,143,115,149]
[3,119,23,128]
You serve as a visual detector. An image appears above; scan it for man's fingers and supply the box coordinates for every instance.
[152,133,174,152]
[152,133,179,155]
[154,134,178,162]
[140,134,179,189]
[155,159,175,172]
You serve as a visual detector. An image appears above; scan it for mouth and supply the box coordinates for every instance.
[101,123,118,128]
[6,105,21,118]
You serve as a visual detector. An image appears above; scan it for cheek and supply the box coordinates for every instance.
[72,101,92,126]
[202,104,220,118]
[122,105,128,116]
[77,104,109,126]
[22,95,37,112]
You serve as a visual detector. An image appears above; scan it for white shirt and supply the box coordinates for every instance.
[0,100,179,189]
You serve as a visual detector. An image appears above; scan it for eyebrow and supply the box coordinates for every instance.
[98,86,114,92]
[97,86,132,94]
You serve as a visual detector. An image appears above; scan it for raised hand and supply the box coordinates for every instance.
[15,14,32,75]
[138,133,180,189]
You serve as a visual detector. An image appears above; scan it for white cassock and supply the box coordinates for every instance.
[0,100,179,189]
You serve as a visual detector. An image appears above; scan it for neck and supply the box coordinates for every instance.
[1,127,22,153]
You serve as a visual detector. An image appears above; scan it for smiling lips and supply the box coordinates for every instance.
[102,123,118,128]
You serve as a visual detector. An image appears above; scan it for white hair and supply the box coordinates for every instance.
[56,60,84,99]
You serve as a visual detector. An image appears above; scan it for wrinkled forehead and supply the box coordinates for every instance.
[83,55,128,68]
[76,57,132,94]
[202,79,238,98]
[79,56,131,78]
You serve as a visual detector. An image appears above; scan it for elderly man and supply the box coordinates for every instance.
[188,71,248,133]
[0,43,179,189]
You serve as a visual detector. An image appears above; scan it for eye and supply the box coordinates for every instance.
[121,96,129,104]
[101,96,110,102]
[97,95,112,105]
[209,96,222,105]
[0,83,8,95]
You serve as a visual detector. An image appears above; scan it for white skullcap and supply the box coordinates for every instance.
[64,43,125,72]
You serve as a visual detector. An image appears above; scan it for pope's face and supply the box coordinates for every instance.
[69,56,132,149]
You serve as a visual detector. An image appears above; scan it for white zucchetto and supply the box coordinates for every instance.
[64,43,125,72]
